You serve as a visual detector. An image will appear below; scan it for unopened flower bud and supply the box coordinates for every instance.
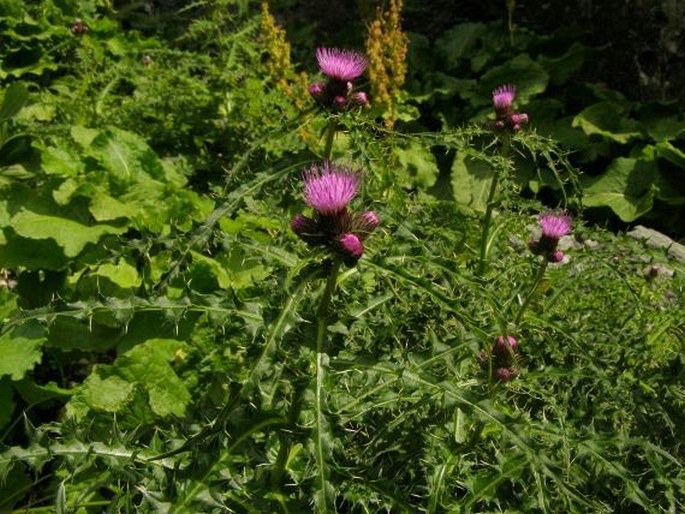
[350,91,369,107]
[496,367,514,381]
[360,210,380,231]
[71,18,89,36]
[339,233,364,258]
[550,250,564,263]
[291,213,318,235]
[334,95,346,107]
[309,82,326,99]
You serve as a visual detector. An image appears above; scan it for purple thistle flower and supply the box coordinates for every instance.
[339,233,364,259]
[539,212,572,240]
[303,162,359,215]
[492,84,516,116]
[493,335,518,365]
[316,47,368,81]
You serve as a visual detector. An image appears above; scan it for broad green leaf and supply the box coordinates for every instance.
[13,378,72,405]
[89,192,140,222]
[477,53,549,105]
[435,23,486,71]
[11,210,125,257]
[572,102,641,143]
[393,140,439,189]
[77,371,135,413]
[0,82,28,121]
[39,145,84,177]
[635,101,685,141]
[94,262,140,289]
[116,339,191,417]
[450,153,495,213]
[85,127,166,184]
[190,251,231,291]
[0,321,46,380]
[538,42,593,85]
[582,157,658,221]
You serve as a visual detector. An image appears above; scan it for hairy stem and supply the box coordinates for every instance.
[514,257,548,325]
[477,132,511,275]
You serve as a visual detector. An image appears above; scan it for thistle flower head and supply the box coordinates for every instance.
[492,84,516,115]
[303,162,359,215]
[539,212,572,240]
[316,47,368,81]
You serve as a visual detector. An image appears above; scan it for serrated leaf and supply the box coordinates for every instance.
[0,321,46,380]
[450,153,495,213]
[582,158,659,221]
[11,210,125,257]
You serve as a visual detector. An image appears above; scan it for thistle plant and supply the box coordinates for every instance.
[309,47,370,112]
[478,83,529,274]
[515,211,572,325]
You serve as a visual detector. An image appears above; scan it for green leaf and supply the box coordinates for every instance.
[435,23,486,71]
[393,140,439,189]
[477,53,549,105]
[116,339,191,418]
[450,153,495,213]
[0,321,46,380]
[11,210,125,258]
[538,42,593,85]
[582,158,659,221]
[0,82,28,121]
[89,192,140,222]
[572,102,641,143]
[77,371,135,413]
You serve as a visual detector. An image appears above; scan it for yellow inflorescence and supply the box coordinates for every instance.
[365,0,409,129]
[260,3,292,91]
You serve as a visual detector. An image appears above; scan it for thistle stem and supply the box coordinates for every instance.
[514,257,548,325]
[314,259,340,512]
[322,121,337,161]
[477,132,511,275]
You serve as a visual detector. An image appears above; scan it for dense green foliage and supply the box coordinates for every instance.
[0,1,683,512]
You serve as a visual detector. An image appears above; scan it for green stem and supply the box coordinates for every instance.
[322,121,337,161]
[514,257,548,325]
[314,259,340,512]
[477,132,511,275]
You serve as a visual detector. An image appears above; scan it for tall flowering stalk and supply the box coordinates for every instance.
[365,0,409,129]
[478,83,529,274]
[291,162,379,510]
[308,46,370,162]
[514,211,572,324]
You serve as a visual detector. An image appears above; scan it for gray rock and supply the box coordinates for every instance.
[628,225,685,262]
